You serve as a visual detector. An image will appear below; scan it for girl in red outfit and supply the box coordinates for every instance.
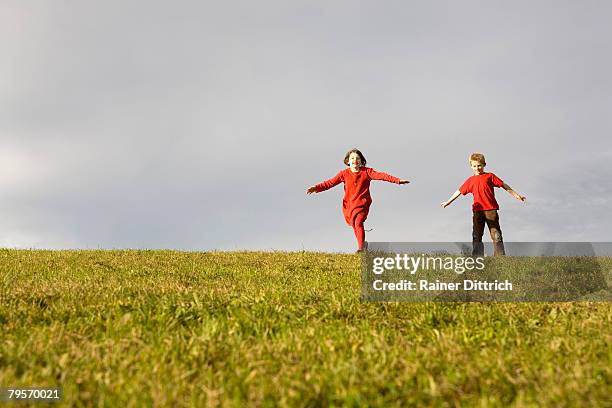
[307,148,409,252]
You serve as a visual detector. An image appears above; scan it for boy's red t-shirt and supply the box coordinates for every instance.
[459,172,504,211]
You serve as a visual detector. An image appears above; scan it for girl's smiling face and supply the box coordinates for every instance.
[348,152,362,171]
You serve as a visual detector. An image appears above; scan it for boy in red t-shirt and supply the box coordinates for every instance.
[441,153,526,256]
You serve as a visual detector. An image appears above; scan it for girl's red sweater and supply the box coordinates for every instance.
[315,167,400,225]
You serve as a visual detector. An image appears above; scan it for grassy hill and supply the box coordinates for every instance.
[1,250,610,406]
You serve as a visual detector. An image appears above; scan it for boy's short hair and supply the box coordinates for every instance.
[344,148,367,166]
[469,152,486,165]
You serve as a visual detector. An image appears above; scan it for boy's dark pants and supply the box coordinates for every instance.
[472,210,506,256]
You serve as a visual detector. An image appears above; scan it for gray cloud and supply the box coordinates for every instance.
[1,1,611,250]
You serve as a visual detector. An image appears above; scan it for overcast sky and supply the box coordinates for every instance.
[1,1,611,252]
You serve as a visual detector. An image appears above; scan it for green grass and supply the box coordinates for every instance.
[0,249,610,407]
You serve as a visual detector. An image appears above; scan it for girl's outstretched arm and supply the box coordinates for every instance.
[366,168,409,184]
[306,171,344,194]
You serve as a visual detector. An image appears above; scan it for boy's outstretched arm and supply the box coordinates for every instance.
[441,190,461,208]
[502,183,526,202]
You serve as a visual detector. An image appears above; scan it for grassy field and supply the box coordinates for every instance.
[0,249,610,407]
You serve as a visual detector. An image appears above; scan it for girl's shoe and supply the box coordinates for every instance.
[356,241,369,253]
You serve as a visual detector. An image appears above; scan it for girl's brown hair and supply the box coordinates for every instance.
[344,148,367,166]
